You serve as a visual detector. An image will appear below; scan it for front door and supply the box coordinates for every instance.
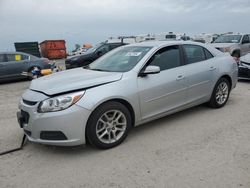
[137,45,188,120]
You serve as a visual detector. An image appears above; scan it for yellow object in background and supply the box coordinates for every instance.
[41,69,52,75]
[15,54,21,61]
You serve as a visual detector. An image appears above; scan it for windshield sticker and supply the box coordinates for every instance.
[125,52,142,57]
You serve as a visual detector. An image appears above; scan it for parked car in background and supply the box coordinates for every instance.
[238,53,250,80]
[211,34,250,58]
[192,38,206,43]
[0,52,52,81]
[18,41,237,149]
[65,42,127,69]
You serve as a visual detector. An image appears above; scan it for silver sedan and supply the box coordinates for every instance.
[17,41,238,149]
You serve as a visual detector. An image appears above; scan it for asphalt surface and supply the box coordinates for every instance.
[0,79,250,188]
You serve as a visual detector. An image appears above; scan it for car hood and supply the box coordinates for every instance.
[210,43,235,48]
[30,68,123,96]
[240,53,250,63]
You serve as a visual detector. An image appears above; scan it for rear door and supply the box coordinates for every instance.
[4,53,30,77]
[182,44,217,103]
[137,45,188,120]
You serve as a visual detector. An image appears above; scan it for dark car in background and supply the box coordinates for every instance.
[0,52,52,81]
[65,42,127,69]
[238,53,250,80]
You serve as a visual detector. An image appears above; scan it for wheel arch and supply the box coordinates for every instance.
[85,98,136,142]
[220,75,232,90]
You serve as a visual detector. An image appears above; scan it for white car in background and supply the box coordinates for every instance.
[238,53,250,80]
[211,34,250,58]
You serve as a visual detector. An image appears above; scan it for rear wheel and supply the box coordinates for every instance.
[209,78,230,108]
[86,101,132,149]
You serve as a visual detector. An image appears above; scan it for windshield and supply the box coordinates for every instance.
[84,43,103,54]
[213,35,242,43]
[88,46,152,72]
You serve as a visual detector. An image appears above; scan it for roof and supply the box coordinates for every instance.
[127,40,207,47]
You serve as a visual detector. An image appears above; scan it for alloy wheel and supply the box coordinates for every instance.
[215,82,229,105]
[96,110,127,144]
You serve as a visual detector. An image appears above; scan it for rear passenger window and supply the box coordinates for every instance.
[148,45,181,71]
[204,49,214,59]
[183,45,206,64]
[6,54,16,62]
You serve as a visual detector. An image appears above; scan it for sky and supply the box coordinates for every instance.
[0,0,250,51]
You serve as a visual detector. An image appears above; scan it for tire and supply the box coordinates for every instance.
[209,78,231,108]
[86,101,132,149]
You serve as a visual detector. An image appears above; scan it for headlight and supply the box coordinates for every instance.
[37,91,85,113]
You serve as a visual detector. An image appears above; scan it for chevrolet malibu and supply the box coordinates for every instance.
[17,41,238,149]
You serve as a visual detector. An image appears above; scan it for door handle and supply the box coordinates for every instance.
[176,75,185,81]
[209,66,216,71]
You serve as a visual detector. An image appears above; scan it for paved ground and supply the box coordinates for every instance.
[0,79,250,188]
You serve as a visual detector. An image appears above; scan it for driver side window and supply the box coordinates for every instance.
[242,35,250,44]
[148,45,181,71]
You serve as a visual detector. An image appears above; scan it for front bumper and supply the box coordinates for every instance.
[18,99,91,146]
[238,65,250,80]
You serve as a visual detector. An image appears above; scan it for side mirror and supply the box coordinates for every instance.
[139,65,160,77]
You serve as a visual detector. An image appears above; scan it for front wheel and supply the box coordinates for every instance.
[209,78,230,108]
[86,101,132,149]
